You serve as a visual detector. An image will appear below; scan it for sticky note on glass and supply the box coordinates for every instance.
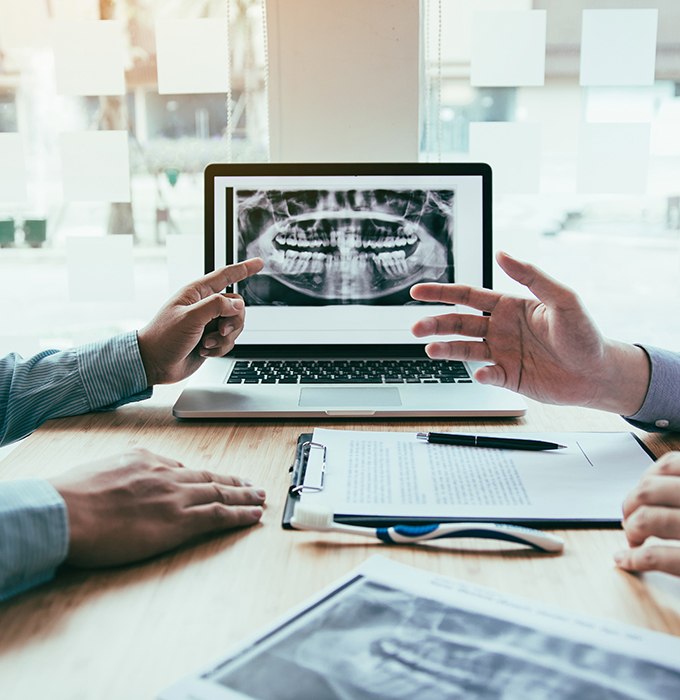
[471,10,546,87]
[156,19,230,94]
[66,235,135,303]
[577,123,650,194]
[580,10,658,87]
[166,234,203,294]
[52,19,125,96]
[0,133,28,203]
[0,0,50,49]
[59,131,130,202]
[469,122,541,194]
[424,0,532,64]
[51,0,99,20]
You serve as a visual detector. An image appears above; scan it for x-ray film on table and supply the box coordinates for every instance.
[236,188,454,306]
[160,557,680,700]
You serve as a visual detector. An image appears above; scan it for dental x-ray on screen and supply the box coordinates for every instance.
[235,188,455,306]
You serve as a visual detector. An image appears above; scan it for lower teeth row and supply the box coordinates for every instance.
[272,249,409,276]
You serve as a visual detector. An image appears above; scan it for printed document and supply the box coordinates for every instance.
[299,429,653,522]
[160,556,680,699]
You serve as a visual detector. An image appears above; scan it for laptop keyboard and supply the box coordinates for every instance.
[225,359,472,385]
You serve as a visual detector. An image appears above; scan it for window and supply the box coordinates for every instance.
[0,0,268,356]
[422,0,680,348]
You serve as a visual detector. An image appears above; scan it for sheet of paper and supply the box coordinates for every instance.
[51,0,99,19]
[0,0,50,49]
[155,19,230,95]
[52,19,126,96]
[300,429,653,521]
[0,133,28,203]
[577,123,650,194]
[471,10,546,87]
[66,235,135,303]
[580,9,658,87]
[161,556,680,700]
[166,234,203,293]
[59,131,131,202]
[469,121,541,194]
[425,0,532,64]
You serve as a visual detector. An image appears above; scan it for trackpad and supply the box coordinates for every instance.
[299,388,402,407]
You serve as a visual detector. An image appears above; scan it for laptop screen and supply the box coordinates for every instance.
[206,163,491,346]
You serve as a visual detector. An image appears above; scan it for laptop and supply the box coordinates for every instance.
[173,162,526,419]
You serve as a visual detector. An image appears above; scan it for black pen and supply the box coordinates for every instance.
[416,432,567,451]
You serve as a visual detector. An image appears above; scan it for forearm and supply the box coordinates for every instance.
[0,332,152,447]
[0,480,68,602]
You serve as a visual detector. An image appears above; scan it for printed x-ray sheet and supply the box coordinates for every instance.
[160,556,680,700]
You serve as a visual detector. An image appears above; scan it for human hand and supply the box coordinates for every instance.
[616,453,680,577]
[410,251,649,415]
[137,257,264,385]
[49,448,266,567]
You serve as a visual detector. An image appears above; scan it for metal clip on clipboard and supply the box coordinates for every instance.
[290,440,327,494]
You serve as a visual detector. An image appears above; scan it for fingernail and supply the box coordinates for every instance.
[221,324,234,337]
[203,338,217,348]
[254,489,266,499]
[199,349,210,357]
[613,550,627,566]
[231,299,244,311]
[249,507,264,519]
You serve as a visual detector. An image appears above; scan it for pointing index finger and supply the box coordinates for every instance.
[202,257,264,294]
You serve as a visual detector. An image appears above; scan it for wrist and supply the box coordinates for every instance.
[136,328,163,386]
[590,340,650,416]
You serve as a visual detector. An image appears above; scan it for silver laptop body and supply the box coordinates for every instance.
[173,162,526,419]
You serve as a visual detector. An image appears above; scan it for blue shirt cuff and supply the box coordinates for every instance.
[77,331,152,411]
[0,480,69,602]
[625,344,680,432]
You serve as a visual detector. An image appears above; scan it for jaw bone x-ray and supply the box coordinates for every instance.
[236,189,455,305]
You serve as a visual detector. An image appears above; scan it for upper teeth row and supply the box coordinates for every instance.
[274,232,418,249]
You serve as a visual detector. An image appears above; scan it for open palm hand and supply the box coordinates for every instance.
[411,251,648,415]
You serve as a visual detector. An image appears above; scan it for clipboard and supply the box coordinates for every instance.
[283,432,417,529]
[282,430,657,530]
[282,433,313,529]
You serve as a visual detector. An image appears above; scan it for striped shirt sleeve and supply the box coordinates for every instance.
[0,331,152,447]
[625,345,680,432]
[0,480,68,601]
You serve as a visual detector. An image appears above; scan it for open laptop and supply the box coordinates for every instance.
[173,163,526,419]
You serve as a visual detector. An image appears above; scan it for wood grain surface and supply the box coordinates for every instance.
[1,386,679,699]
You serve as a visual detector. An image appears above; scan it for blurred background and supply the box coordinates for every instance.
[1,0,679,356]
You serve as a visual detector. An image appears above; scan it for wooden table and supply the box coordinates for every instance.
[2,386,680,699]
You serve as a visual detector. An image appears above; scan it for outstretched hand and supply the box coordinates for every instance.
[138,257,264,385]
[410,251,649,416]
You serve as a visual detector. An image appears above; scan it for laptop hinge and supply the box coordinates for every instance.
[227,345,430,359]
